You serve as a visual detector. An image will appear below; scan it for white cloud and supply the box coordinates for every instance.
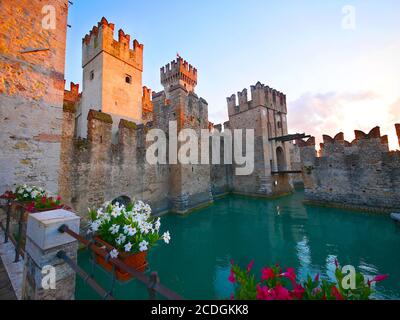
[288,91,399,150]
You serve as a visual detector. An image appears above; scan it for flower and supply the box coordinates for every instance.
[116,234,127,245]
[256,284,272,300]
[154,218,161,232]
[314,273,320,282]
[261,267,275,281]
[372,274,389,283]
[273,284,292,300]
[110,249,119,259]
[247,260,254,273]
[228,270,236,284]
[109,224,120,235]
[291,284,305,300]
[139,240,149,252]
[162,231,171,244]
[124,242,132,252]
[331,286,344,300]
[282,268,296,284]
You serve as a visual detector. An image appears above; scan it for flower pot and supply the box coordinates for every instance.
[94,236,148,282]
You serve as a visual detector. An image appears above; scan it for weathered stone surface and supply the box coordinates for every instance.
[22,209,79,300]
[0,0,69,195]
[299,126,400,212]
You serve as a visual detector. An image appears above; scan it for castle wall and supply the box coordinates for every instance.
[60,109,170,223]
[0,0,69,195]
[298,127,400,212]
[153,85,212,213]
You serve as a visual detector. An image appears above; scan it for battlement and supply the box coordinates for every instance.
[82,17,143,71]
[142,86,153,113]
[160,57,197,93]
[227,81,287,116]
[64,81,80,104]
[298,126,397,158]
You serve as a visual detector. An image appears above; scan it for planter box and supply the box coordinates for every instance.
[94,236,148,282]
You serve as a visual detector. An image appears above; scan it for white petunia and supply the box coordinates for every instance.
[116,233,126,245]
[154,218,161,232]
[90,220,101,233]
[139,240,149,252]
[110,249,119,259]
[109,224,120,235]
[162,231,171,244]
[124,242,132,252]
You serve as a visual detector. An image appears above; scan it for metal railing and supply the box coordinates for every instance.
[58,224,184,300]
[0,197,26,262]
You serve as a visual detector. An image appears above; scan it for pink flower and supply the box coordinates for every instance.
[273,284,292,300]
[282,268,297,284]
[314,273,320,282]
[228,270,236,284]
[247,260,254,273]
[372,274,389,283]
[261,267,275,281]
[256,284,273,300]
[291,284,305,300]
[331,286,344,300]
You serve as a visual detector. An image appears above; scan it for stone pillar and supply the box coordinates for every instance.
[396,124,400,149]
[22,210,80,300]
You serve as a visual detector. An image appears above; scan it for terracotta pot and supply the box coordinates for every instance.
[94,236,148,282]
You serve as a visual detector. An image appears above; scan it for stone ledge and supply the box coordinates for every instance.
[87,109,113,124]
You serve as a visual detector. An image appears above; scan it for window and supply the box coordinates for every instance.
[90,71,94,80]
[277,121,282,129]
[125,74,132,84]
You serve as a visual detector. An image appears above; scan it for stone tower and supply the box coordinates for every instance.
[226,82,293,196]
[160,57,198,97]
[153,57,212,214]
[77,17,144,138]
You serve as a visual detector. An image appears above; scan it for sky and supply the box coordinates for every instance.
[65,0,400,149]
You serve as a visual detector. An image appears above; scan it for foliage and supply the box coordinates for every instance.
[229,259,388,300]
[15,185,46,202]
[26,196,63,213]
[88,200,171,258]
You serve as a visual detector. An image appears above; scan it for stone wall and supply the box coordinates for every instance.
[298,126,400,212]
[59,109,169,222]
[0,0,69,195]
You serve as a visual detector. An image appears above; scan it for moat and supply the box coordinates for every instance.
[76,191,400,300]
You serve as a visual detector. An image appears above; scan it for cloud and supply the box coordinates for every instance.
[288,91,399,150]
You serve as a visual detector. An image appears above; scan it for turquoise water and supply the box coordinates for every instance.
[76,191,400,300]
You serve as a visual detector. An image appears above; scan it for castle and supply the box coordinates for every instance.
[297,126,400,212]
[58,17,296,217]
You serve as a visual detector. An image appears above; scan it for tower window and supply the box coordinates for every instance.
[277,121,282,129]
[125,74,132,84]
[90,71,94,80]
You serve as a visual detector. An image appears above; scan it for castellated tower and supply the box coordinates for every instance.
[77,17,144,138]
[153,57,212,214]
[226,81,293,196]
[161,57,198,97]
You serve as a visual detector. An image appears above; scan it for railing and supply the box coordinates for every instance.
[0,197,26,262]
[58,224,183,300]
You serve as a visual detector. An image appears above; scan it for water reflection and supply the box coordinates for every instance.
[76,191,400,300]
